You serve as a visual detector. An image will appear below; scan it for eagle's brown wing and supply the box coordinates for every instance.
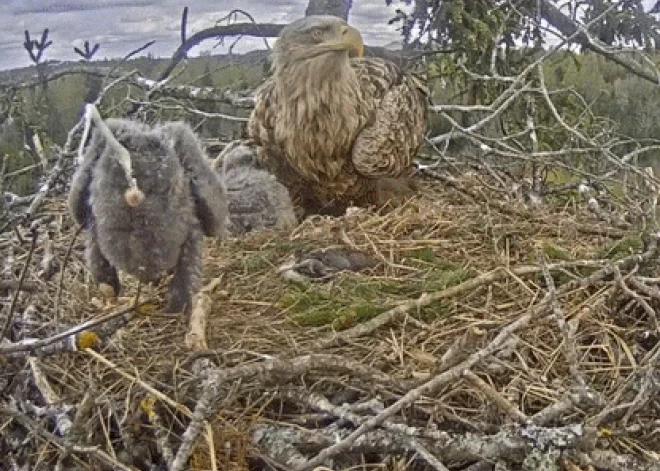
[349,57,428,178]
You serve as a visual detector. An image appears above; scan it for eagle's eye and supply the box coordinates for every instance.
[311,28,323,42]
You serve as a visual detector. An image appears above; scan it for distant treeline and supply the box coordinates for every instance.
[2,49,660,196]
[0,52,268,194]
[427,50,660,164]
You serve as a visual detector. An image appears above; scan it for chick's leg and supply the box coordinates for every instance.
[165,228,202,315]
[85,227,120,301]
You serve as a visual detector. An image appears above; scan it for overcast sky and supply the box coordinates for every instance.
[0,0,406,71]
[2,1,658,72]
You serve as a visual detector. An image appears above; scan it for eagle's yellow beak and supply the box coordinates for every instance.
[338,25,364,58]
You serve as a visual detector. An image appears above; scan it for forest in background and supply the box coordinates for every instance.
[2,45,660,196]
[0,51,266,195]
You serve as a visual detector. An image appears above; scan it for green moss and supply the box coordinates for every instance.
[545,168,579,186]
[282,265,469,329]
[593,234,643,260]
[380,267,470,297]
[408,247,436,263]
[540,240,572,261]
[284,287,386,327]
[240,251,274,274]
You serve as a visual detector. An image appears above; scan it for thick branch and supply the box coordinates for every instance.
[157,21,422,83]
[158,23,283,82]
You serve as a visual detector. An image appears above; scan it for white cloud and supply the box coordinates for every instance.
[0,0,402,71]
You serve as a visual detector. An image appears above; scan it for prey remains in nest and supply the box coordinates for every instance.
[69,105,228,314]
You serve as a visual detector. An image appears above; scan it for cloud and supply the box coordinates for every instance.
[10,1,158,15]
[0,0,404,71]
[3,0,659,72]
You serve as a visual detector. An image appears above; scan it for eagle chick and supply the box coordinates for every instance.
[68,105,228,313]
[216,140,297,234]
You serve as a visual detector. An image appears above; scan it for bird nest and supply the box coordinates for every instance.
[1,175,658,471]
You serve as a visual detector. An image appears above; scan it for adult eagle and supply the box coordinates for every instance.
[248,15,428,216]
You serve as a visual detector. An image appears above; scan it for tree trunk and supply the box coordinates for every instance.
[305,0,354,21]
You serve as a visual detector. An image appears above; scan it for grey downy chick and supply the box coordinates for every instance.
[68,105,229,314]
[215,140,297,234]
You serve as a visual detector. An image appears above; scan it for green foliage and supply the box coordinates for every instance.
[539,240,572,261]
[582,0,656,47]
[545,51,660,166]
[279,263,470,329]
[279,288,386,329]
[593,233,644,260]
[389,1,657,53]
[407,247,436,262]
[394,0,660,168]
[388,1,540,59]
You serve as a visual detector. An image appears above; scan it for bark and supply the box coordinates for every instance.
[305,0,353,20]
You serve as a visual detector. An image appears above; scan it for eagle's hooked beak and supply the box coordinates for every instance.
[338,24,364,58]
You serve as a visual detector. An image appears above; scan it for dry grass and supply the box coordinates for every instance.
[1,176,658,471]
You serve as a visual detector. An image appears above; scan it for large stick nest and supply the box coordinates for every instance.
[1,175,658,471]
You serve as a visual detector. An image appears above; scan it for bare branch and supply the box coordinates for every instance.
[540,0,660,84]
